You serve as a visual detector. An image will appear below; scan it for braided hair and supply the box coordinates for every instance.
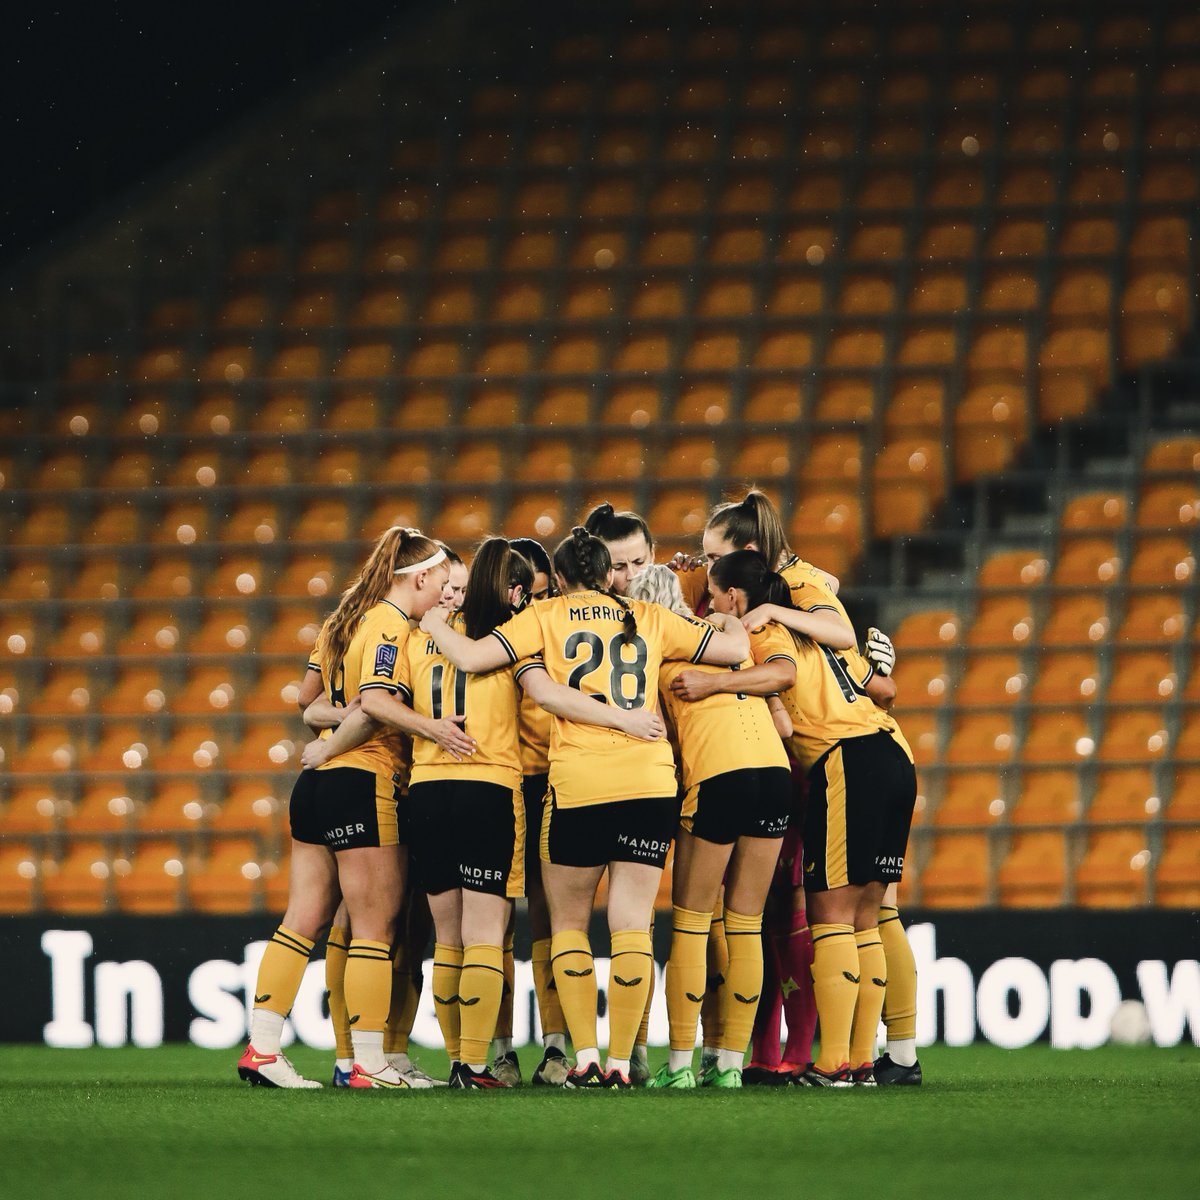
[553,526,639,644]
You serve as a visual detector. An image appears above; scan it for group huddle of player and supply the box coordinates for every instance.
[236,490,923,1091]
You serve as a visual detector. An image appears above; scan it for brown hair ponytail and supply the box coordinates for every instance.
[706,489,791,571]
[319,526,439,684]
[461,537,535,639]
[553,526,639,644]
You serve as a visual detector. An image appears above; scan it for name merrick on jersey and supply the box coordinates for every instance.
[567,604,628,623]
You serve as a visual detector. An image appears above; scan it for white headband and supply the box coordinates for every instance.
[393,549,447,575]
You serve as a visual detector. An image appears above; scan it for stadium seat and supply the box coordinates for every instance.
[1041,595,1110,646]
[189,837,263,914]
[138,782,207,835]
[1088,769,1159,825]
[41,840,114,914]
[920,833,990,907]
[997,832,1069,907]
[1097,708,1170,765]
[1,784,64,835]
[1023,711,1094,766]
[0,841,39,912]
[977,548,1047,590]
[1074,831,1150,907]
[114,839,188,914]
[1155,831,1200,908]
[1053,536,1121,585]
[1116,593,1188,642]
[935,771,1005,827]
[1010,770,1080,826]
[1136,482,1200,530]
[1061,491,1128,532]
[967,596,1036,648]
[946,713,1015,766]
[1030,651,1101,705]
[1107,652,1178,704]
[955,653,1025,707]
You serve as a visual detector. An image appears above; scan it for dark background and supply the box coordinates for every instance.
[2,2,415,272]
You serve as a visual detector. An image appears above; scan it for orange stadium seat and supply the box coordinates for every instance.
[921,833,990,908]
[1010,770,1080,826]
[189,837,264,914]
[956,653,1025,707]
[1030,651,1101,705]
[1075,831,1150,908]
[1116,593,1188,642]
[502,492,564,541]
[1137,482,1200,530]
[945,713,1015,767]
[1041,595,1110,646]
[1061,491,1128,532]
[1088,769,1158,826]
[1108,652,1178,704]
[41,840,114,914]
[1023,711,1093,766]
[886,379,944,434]
[646,489,708,540]
[1156,832,1200,908]
[967,596,1035,648]
[935,772,1005,828]
[1097,709,1170,765]
[138,782,207,835]
[114,839,188,914]
[1053,536,1121,585]
[0,842,40,912]
[1,785,64,835]
[998,832,1069,907]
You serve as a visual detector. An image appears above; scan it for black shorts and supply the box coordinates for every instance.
[680,766,792,844]
[289,766,401,851]
[523,772,549,880]
[540,790,679,869]
[408,779,525,899]
[803,731,916,891]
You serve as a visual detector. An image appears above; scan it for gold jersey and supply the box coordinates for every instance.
[658,644,788,791]
[492,591,714,807]
[517,684,552,776]
[399,612,522,789]
[749,622,912,772]
[311,599,414,788]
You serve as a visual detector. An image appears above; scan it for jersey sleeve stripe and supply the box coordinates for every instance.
[765,653,798,665]
[689,624,714,664]
[359,682,399,695]
[306,663,321,673]
[397,684,414,704]
[798,603,841,615]
[491,629,519,664]
[514,660,545,682]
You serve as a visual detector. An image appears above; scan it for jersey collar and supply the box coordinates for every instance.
[382,599,411,620]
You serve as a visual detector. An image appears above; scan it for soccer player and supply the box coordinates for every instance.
[627,566,791,1090]
[438,542,469,611]
[673,551,916,1086]
[419,527,750,1087]
[583,502,655,595]
[237,527,473,1089]
[492,537,570,1087]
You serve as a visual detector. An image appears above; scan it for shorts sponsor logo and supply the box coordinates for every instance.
[875,855,905,869]
[324,823,367,844]
[373,643,398,678]
[460,865,503,882]
[615,835,670,859]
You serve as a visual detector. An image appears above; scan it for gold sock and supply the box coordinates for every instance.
[384,942,413,1056]
[344,938,393,1042]
[850,927,888,1067]
[494,938,515,1042]
[607,929,654,1062]
[878,905,918,1042]
[720,909,763,1054]
[432,942,464,1061]
[665,906,712,1052]
[459,944,506,1067]
[253,925,315,1019]
[700,899,727,1048]
[532,937,565,1036]
[324,924,352,1060]
[810,923,858,1072]
[551,930,598,1052]
[636,915,655,1048]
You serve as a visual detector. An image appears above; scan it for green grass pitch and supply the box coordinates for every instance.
[2,1043,1195,1199]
